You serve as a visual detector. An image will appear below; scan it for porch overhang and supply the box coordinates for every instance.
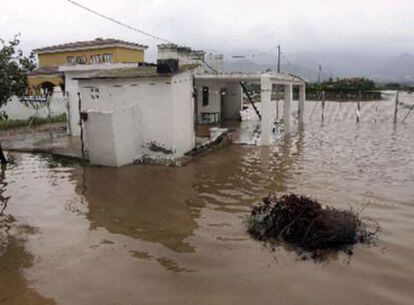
[194,72,305,85]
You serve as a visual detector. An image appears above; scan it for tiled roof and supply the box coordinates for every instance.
[34,38,148,54]
[28,66,63,75]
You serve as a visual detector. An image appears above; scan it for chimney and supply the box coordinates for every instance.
[157,59,179,74]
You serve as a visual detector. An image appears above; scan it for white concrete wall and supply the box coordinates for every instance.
[79,72,195,166]
[85,111,117,166]
[171,72,196,156]
[65,73,80,135]
[85,104,142,167]
[260,76,274,145]
[62,63,139,136]
[112,104,142,166]
[1,94,67,121]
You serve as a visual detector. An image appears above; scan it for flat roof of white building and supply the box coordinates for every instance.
[195,72,305,85]
[72,65,199,80]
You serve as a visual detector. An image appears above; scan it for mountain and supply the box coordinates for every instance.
[224,59,326,82]
[223,51,414,83]
[370,53,414,83]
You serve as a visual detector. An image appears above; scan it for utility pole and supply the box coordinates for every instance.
[277,45,281,73]
[318,65,322,84]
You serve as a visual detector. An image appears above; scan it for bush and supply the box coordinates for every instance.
[247,194,378,260]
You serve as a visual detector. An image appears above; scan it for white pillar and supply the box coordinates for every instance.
[298,84,306,127]
[65,73,81,136]
[260,76,273,146]
[284,84,293,133]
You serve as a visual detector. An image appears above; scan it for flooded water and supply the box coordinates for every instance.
[1,93,414,305]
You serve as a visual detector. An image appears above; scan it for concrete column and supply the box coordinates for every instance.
[298,84,306,127]
[260,76,273,146]
[284,84,293,133]
[65,74,81,136]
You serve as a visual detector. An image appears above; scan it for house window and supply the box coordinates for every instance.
[90,54,101,64]
[67,56,76,64]
[102,53,113,63]
[76,56,87,64]
[202,87,209,106]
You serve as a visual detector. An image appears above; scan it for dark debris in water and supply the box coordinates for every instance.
[247,194,379,260]
[40,153,88,168]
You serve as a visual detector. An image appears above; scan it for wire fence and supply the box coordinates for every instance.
[303,91,414,125]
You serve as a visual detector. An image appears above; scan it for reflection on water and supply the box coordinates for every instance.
[77,165,201,253]
[0,237,55,305]
[0,167,11,253]
[0,94,414,305]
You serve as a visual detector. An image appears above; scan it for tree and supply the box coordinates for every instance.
[0,35,36,164]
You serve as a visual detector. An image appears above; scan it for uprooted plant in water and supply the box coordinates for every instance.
[247,194,379,260]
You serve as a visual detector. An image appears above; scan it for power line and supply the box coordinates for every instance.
[64,0,218,73]
[65,0,173,44]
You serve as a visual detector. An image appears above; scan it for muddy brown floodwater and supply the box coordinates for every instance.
[0,95,414,305]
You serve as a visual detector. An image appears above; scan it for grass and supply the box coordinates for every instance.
[0,113,67,130]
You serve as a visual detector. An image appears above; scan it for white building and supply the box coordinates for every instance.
[73,65,195,167]
[61,44,305,167]
[195,72,306,145]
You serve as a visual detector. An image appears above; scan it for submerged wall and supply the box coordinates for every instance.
[62,63,139,136]
[80,71,195,167]
[86,104,140,167]
[171,72,196,156]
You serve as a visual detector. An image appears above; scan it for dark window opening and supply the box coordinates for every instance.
[202,87,209,106]
[42,82,55,95]
[76,56,87,64]
[67,56,76,64]
[103,53,113,63]
[90,54,102,64]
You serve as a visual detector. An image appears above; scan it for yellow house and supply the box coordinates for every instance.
[28,38,148,94]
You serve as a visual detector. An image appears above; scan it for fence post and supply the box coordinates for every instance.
[321,90,326,122]
[393,91,399,124]
[356,91,361,123]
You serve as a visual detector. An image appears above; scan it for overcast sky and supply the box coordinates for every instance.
[1,0,413,60]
